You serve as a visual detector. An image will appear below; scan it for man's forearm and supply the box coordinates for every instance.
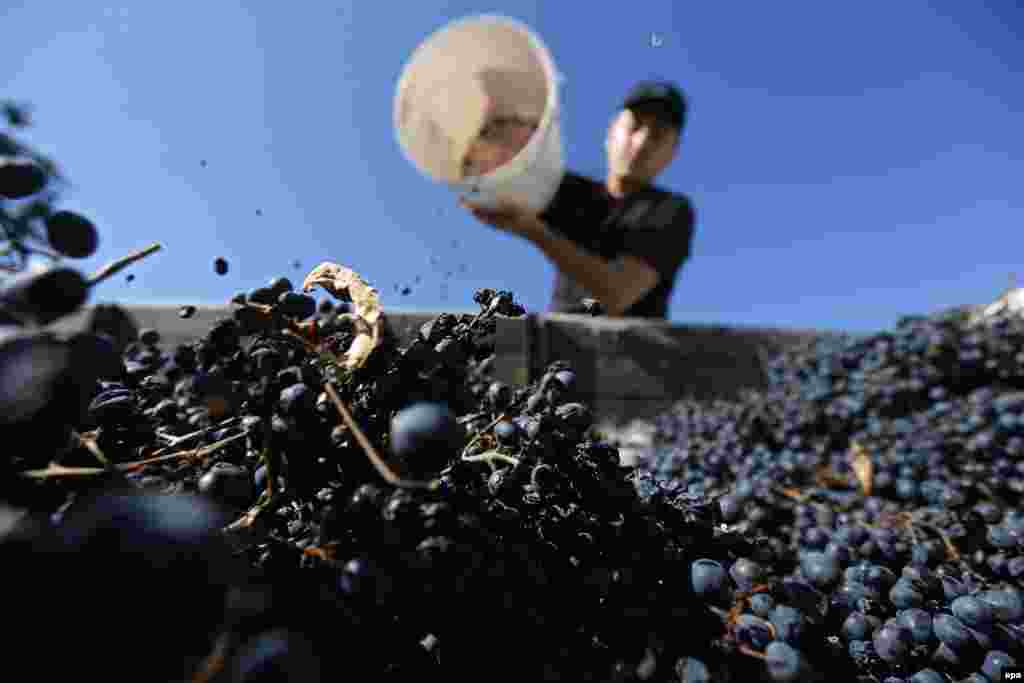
[525,216,622,307]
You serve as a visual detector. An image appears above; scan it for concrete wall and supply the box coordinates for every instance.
[50,306,835,426]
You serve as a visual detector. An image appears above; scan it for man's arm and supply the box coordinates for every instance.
[522,214,660,316]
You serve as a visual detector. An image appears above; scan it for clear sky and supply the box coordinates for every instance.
[3,1,1021,334]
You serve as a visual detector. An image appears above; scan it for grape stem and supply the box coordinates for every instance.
[20,431,248,478]
[323,381,438,490]
[153,416,242,450]
[22,243,61,260]
[73,429,110,467]
[461,412,508,458]
[225,491,287,532]
[87,242,162,286]
[462,450,520,468]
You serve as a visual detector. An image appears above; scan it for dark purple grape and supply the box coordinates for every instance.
[139,328,160,346]
[279,383,314,418]
[487,381,511,412]
[493,419,519,447]
[824,540,854,566]
[933,613,974,651]
[0,156,46,198]
[198,463,252,508]
[88,386,136,424]
[555,402,592,431]
[690,559,729,603]
[802,526,830,550]
[764,641,812,682]
[675,657,712,683]
[0,333,95,466]
[248,286,277,305]
[844,563,870,585]
[987,524,1017,549]
[729,558,765,591]
[554,369,576,392]
[896,608,933,645]
[276,291,316,319]
[389,402,462,477]
[835,525,869,546]
[1007,556,1024,579]
[800,551,841,590]
[941,575,969,602]
[977,589,1023,623]
[267,277,293,296]
[750,592,775,619]
[951,596,994,628]
[735,614,774,650]
[0,266,89,326]
[848,639,872,663]
[87,303,138,353]
[770,605,806,644]
[907,669,944,683]
[53,493,238,679]
[890,578,926,609]
[44,210,98,258]
[842,612,875,642]
[253,464,284,494]
[718,494,742,523]
[873,622,913,664]
[777,580,827,624]
[981,650,1017,682]
[910,541,944,567]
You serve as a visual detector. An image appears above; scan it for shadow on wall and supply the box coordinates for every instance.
[527,314,843,426]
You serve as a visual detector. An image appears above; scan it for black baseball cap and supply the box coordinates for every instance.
[622,80,687,130]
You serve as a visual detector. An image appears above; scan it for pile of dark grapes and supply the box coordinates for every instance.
[0,279,735,682]
[2,103,1021,682]
[635,307,1024,682]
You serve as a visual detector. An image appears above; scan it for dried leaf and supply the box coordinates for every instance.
[981,286,1024,319]
[778,487,807,501]
[814,466,847,489]
[302,262,383,371]
[849,441,873,496]
[303,542,340,561]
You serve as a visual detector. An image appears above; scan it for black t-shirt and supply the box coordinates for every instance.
[537,172,696,318]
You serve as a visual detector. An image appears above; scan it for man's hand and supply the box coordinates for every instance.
[458,197,544,241]
[460,195,662,316]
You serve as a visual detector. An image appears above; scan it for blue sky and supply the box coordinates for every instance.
[2,0,1021,333]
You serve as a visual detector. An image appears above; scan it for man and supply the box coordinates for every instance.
[460,80,696,319]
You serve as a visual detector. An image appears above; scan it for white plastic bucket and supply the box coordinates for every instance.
[393,15,565,214]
